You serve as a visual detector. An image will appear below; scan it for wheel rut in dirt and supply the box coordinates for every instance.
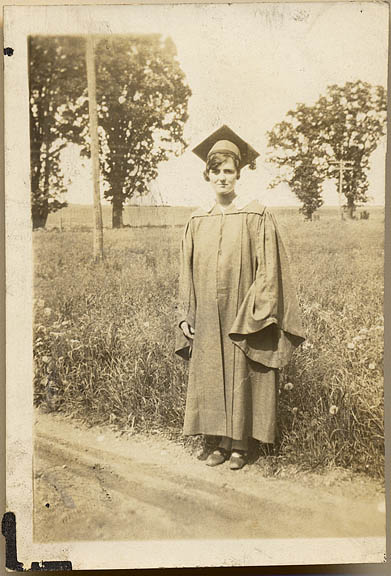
[33,413,386,542]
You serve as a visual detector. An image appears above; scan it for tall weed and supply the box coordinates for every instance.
[33,209,384,477]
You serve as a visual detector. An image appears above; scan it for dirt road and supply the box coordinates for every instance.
[34,411,385,542]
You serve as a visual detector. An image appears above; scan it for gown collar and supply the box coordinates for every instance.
[205,195,251,214]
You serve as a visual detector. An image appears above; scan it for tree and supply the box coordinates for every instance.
[315,82,386,218]
[267,81,387,219]
[29,36,87,229]
[291,161,324,221]
[267,105,325,220]
[94,35,191,228]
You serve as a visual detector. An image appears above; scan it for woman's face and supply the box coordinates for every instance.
[208,156,238,196]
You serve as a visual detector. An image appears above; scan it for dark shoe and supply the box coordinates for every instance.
[206,448,229,467]
[229,450,247,470]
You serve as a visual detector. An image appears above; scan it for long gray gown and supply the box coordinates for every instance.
[175,200,305,444]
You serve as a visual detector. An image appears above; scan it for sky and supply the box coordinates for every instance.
[61,2,388,207]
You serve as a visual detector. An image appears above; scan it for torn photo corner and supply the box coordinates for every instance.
[4,2,388,571]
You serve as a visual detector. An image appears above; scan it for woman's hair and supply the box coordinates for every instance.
[203,152,241,182]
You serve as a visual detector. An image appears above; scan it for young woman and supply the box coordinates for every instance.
[176,125,305,470]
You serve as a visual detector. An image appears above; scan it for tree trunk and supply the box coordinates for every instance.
[302,206,312,221]
[347,199,356,219]
[32,200,49,229]
[112,198,124,228]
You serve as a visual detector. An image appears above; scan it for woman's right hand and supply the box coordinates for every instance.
[180,321,195,339]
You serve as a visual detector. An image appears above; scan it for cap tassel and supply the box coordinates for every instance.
[249,160,257,170]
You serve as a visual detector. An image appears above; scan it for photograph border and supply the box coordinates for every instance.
[3,1,390,571]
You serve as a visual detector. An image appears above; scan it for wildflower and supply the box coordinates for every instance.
[70,339,80,344]
[44,307,52,317]
[329,405,339,415]
[359,328,368,335]
[292,407,298,415]
[347,342,355,350]
[143,321,150,328]
[302,341,313,350]
[42,355,50,364]
[36,299,45,308]
[368,363,376,370]
[284,382,294,391]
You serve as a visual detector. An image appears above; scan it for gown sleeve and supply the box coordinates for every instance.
[229,209,305,368]
[175,218,196,360]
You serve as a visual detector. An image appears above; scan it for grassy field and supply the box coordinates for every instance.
[33,207,384,477]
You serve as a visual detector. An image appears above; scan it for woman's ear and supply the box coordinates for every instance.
[203,170,210,182]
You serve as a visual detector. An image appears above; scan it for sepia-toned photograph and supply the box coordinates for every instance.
[4,1,388,570]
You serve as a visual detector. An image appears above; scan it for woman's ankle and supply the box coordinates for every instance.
[218,436,232,451]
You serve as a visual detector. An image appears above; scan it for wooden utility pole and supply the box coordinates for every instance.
[86,36,104,261]
[330,159,354,220]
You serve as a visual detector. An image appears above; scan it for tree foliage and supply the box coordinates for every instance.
[28,36,87,228]
[29,35,190,229]
[93,35,192,227]
[267,104,324,220]
[267,81,387,218]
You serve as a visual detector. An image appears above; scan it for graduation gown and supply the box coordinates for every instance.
[175,200,305,444]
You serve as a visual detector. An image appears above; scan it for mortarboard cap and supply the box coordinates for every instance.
[192,124,259,170]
